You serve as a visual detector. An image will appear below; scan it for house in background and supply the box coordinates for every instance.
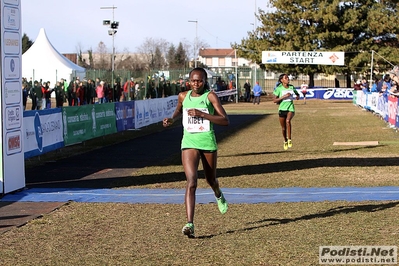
[198,48,254,68]
[197,48,278,82]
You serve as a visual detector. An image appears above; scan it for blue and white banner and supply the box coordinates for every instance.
[23,109,64,159]
[298,88,353,100]
[135,96,178,129]
[262,51,345,65]
[115,101,135,131]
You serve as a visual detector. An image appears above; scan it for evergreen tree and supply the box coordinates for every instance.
[236,0,399,87]
[153,47,165,70]
[22,33,33,54]
[167,44,177,69]
[175,42,187,69]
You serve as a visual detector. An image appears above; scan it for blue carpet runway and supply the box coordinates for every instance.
[3,187,399,204]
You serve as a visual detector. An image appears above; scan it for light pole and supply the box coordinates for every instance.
[101,5,118,95]
[235,49,238,103]
[188,20,198,68]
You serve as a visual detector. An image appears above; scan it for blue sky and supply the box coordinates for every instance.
[21,0,271,54]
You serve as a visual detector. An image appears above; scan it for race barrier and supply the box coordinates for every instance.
[22,87,360,159]
[23,96,178,159]
[62,103,117,146]
[297,87,354,100]
[24,108,64,159]
[353,90,399,129]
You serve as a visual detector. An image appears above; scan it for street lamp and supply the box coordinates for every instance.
[235,49,238,103]
[188,20,198,68]
[101,5,118,92]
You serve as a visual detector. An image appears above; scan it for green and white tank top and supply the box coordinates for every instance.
[181,90,217,151]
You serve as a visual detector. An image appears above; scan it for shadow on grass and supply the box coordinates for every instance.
[25,155,399,189]
[110,156,399,187]
[25,114,266,189]
[196,201,399,239]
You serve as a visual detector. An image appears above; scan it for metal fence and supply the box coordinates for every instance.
[85,67,348,99]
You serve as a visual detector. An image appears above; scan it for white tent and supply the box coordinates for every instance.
[22,28,85,85]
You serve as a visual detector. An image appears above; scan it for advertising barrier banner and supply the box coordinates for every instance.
[23,109,64,159]
[388,96,398,126]
[115,101,135,131]
[63,103,117,146]
[299,88,353,100]
[135,96,177,129]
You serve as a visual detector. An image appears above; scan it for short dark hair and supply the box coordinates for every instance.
[189,67,208,80]
[189,67,210,90]
[278,73,287,82]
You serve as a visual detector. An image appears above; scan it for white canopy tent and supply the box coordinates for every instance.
[22,28,85,85]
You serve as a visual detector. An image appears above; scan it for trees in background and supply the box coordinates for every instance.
[22,33,33,54]
[236,0,399,87]
[21,32,206,72]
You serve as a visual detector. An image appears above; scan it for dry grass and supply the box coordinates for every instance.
[2,98,399,265]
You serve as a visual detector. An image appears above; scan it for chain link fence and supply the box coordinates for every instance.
[84,67,348,100]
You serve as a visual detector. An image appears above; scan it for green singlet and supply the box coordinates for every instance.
[181,90,217,151]
[273,83,299,112]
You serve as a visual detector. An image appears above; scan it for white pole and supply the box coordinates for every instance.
[370,50,374,85]
[235,49,238,103]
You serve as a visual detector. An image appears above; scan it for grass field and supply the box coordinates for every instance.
[2,98,399,265]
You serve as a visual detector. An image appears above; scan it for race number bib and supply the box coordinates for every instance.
[183,108,210,132]
[282,89,294,102]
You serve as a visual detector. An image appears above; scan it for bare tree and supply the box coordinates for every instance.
[136,37,169,70]
[96,41,109,70]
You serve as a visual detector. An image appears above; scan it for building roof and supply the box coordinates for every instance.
[199,48,235,57]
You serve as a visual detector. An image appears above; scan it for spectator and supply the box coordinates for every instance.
[29,80,39,110]
[22,83,28,110]
[55,81,64,108]
[35,81,43,110]
[353,80,362,90]
[96,81,105,104]
[114,81,122,102]
[77,82,85,106]
[45,81,52,109]
[244,80,251,102]
[370,77,379,93]
[252,81,262,105]
[360,78,369,93]
[86,79,95,104]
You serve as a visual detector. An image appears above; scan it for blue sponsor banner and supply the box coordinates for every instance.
[297,87,353,100]
[23,108,64,159]
[115,101,135,131]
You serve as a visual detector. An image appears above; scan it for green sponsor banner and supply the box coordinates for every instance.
[92,103,117,138]
[63,103,117,146]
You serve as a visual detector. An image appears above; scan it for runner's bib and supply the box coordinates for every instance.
[281,89,295,102]
[182,108,210,132]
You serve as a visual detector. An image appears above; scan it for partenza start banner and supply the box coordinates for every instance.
[262,51,345,65]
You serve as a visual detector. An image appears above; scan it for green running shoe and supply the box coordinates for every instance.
[182,223,195,238]
[216,192,228,214]
[283,141,288,150]
[287,139,292,148]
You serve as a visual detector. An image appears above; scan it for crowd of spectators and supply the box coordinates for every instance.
[353,65,399,97]
[21,76,185,111]
[21,73,239,111]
